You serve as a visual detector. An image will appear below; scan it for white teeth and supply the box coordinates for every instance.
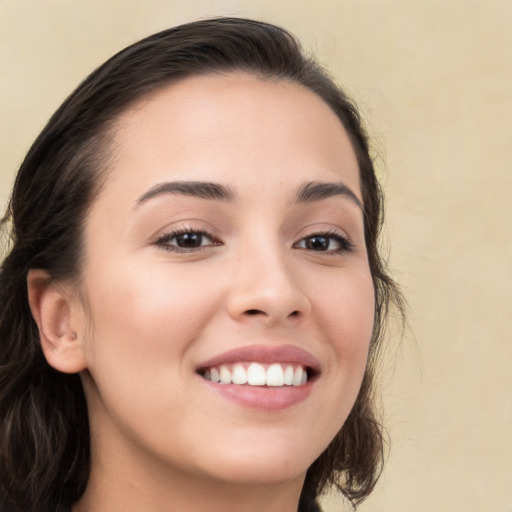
[266,363,284,386]
[203,362,310,387]
[283,365,294,385]
[219,365,231,384]
[247,363,266,385]
[292,366,304,387]
[210,367,220,383]
[232,364,248,385]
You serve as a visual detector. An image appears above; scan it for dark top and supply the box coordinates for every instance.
[1,496,322,511]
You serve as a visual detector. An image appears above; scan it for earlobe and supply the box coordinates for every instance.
[27,269,87,374]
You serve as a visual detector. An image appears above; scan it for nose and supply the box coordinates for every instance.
[226,243,311,326]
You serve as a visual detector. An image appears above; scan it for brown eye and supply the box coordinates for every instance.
[303,236,330,251]
[294,232,353,253]
[155,229,220,252]
[174,232,206,248]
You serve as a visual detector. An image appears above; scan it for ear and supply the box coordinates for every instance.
[27,269,87,374]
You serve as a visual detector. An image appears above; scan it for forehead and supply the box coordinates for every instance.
[102,72,361,202]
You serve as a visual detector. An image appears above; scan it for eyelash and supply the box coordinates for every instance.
[293,229,354,254]
[154,227,354,254]
[154,227,220,253]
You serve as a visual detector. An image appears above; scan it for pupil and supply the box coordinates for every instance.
[177,232,202,247]
[307,236,328,251]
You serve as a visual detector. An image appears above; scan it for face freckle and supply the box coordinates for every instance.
[77,72,375,492]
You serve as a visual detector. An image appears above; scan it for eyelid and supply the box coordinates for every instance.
[150,222,355,255]
[293,228,354,253]
[153,225,222,253]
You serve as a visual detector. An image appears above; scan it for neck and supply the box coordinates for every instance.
[74,468,304,512]
[72,428,305,512]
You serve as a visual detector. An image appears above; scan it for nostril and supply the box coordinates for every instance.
[245,309,264,316]
[244,309,301,317]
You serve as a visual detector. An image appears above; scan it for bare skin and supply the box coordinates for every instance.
[29,73,374,512]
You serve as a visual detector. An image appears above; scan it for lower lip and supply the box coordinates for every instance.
[201,378,314,411]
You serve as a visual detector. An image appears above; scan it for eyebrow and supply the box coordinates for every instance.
[134,179,363,210]
[295,181,363,210]
[135,181,235,207]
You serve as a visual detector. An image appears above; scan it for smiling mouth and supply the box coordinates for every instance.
[198,362,313,387]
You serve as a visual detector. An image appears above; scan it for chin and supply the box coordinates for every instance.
[207,458,308,487]
[192,431,326,487]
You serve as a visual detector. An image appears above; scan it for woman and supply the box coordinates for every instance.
[0,17,402,512]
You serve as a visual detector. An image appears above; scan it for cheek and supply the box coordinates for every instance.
[88,259,214,330]
[80,260,223,387]
[319,269,375,349]
[284,267,375,458]
[78,262,225,446]
[315,268,375,398]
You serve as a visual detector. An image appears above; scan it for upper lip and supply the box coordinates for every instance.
[196,344,321,372]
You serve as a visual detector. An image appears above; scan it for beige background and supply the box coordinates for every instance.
[1,1,511,511]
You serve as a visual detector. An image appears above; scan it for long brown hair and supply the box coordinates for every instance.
[0,17,403,512]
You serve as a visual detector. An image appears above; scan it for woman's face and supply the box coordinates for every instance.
[76,73,375,489]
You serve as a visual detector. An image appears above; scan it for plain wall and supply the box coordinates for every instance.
[1,1,511,511]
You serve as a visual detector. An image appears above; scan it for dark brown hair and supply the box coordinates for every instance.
[0,17,402,512]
